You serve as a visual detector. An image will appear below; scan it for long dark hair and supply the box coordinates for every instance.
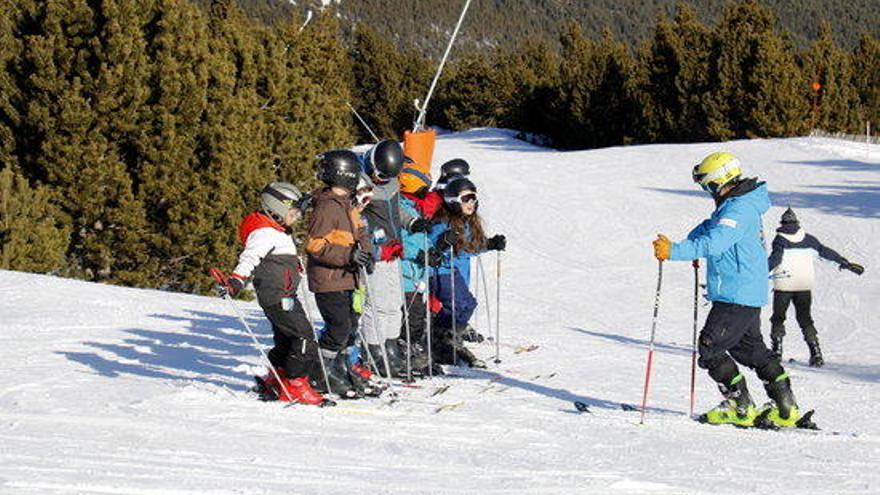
[434,201,486,254]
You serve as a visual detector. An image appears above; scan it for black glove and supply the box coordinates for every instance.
[486,234,506,251]
[350,246,372,268]
[409,217,433,233]
[840,261,865,275]
[217,275,245,297]
[436,229,457,252]
[415,248,444,268]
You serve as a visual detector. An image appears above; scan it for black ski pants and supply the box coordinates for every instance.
[769,290,817,342]
[262,302,321,380]
[698,302,782,386]
[314,290,358,352]
[402,291,426,344]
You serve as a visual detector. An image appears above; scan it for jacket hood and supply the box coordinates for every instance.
[718,178,770,215]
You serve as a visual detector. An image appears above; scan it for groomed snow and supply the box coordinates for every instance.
[2,129,878,494]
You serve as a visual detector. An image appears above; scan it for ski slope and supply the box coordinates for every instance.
[1,129,878,494]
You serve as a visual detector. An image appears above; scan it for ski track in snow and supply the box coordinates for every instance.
[2,130,879,494]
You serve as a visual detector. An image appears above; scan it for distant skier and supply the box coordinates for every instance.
[218,182,329,406]
[429,176,505,368]
[768,207,865,366]
[653,152,802,427]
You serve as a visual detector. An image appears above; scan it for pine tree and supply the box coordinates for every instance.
[0,166,70,273]
[852,35,880,130]
[555,25,637,149]
[349,25,408,141]
[14,0,152,283]
[639,4,715,142]
[802,21,863,132]
[494,39,560,136]
[0,1,23,172]
[707,0,808,139]
[435,51,516,131]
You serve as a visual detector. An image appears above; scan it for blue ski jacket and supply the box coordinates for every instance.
[670,180,772,308]
[399,197,430,294]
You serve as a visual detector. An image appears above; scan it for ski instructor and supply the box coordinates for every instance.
[652,152,803,428]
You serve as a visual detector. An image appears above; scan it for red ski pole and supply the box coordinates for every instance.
[639,260,664,425]
[690,260,699,418]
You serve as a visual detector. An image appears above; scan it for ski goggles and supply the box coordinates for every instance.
[447,192,478,205]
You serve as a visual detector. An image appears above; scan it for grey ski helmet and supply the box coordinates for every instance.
[317,149,361,191]
[364,140,412,181]
[261,182,303,221]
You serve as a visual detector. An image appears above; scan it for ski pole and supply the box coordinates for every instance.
[295,260,333,400]
[639,260,664,425]
[209,269,295,403]
[690,260,699,418]
[494,251,502,364]
[450,245,457,366]
[476,257,493,346]
[424,236,434,378]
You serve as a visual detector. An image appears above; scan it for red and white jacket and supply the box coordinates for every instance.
[233,212,302,308]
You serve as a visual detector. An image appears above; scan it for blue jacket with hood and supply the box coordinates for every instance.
[670,179,771,308]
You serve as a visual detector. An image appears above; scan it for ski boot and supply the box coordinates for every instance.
[456,344,487,369]
[757,373,800,428]
[253,367,287,401]
[342,349,384,397]
[319,350,363,400]
[807,339,824,367]
[459,324,485,343]
[278,376,335,407]
[697,374,757,427]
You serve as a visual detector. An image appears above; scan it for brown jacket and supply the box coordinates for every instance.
[306,187,370,293]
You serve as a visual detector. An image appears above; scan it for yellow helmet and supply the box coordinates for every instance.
[692,152,742,194]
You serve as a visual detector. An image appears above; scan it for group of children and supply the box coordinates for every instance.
[218,140,505,405]
[219,142,865,427]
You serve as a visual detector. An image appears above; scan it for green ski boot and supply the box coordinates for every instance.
[756,373,800,428]
[697,374,758,427]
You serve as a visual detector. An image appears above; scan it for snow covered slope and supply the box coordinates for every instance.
[2,130,878,494]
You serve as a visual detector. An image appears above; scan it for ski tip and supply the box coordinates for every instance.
[319,399,337,408]
[620,403,638,412]
[796,409,820,430]
[574,401,591,413]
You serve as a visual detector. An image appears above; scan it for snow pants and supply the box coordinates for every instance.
[263,302,321,380]
[402,291,427,345]
[769,290,817,342]
[432,268,477,330]
[698,302,783,386]
[315,290,358,352]
[361,260,403,345]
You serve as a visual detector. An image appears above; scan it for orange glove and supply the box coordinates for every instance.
[653,234,672,261]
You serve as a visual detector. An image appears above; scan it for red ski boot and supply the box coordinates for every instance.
[280,377,336,407]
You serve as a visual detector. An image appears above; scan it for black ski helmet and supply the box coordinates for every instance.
[781,207,799,225]
[317,149,360,191]
[443,176,477,201]
[364,140,412,181]
[440,158,470,178]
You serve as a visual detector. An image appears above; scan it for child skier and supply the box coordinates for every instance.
[653,152,803,428]
[358,140,433,379]
[429,176,506,368]
[768,207,865,366]
[398,166,445,376]
[307,150,376,399]
[219,182,330,406]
